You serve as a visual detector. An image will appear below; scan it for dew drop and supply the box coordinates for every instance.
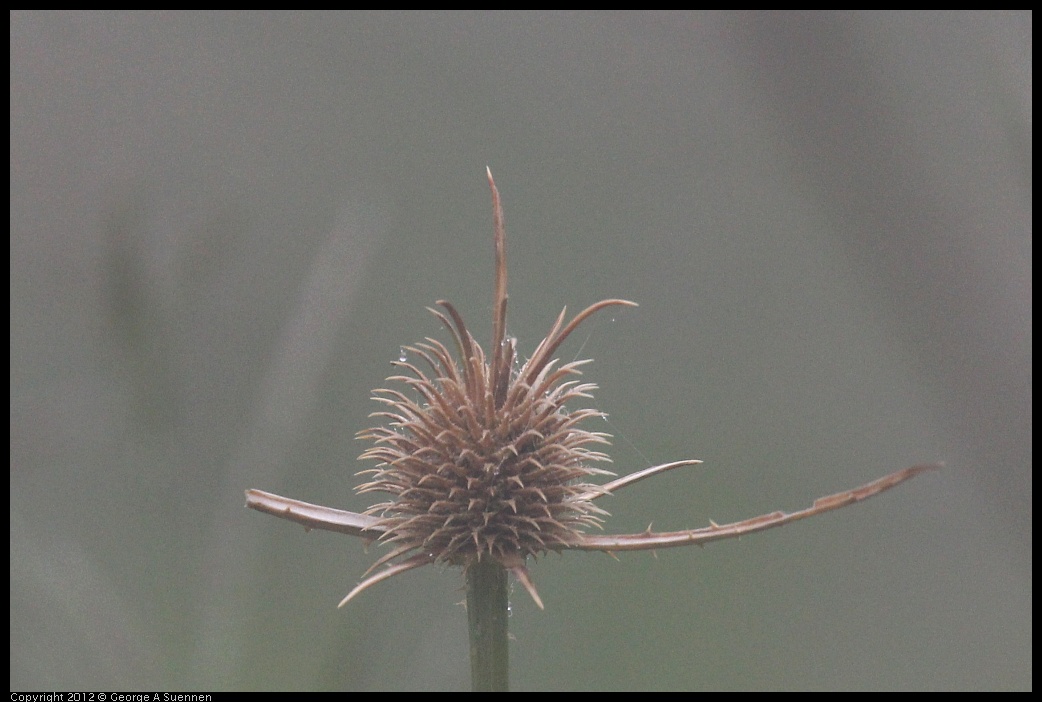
[507,600,513,617]
[399,346,408,363]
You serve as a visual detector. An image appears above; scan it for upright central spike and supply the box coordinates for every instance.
[487,167,510,405]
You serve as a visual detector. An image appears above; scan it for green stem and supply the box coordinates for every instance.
[466,560,509,691]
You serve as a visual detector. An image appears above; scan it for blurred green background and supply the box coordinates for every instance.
[10,11,1030,691]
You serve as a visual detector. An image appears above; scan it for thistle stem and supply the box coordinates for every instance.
[466,560,509,691]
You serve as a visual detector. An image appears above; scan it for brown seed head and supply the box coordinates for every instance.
[355,313,615,565]
[356,169,633,570]
[245,170,938,612]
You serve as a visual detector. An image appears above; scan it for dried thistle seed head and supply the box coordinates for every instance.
[355,169,631,572]
[355,323,613,565]
[245,169,937,612]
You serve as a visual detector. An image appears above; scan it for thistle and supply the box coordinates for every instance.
[246,169,937,690]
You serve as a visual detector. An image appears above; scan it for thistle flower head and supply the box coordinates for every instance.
[355,306,619,567]
[245,169,938,612]
[354,169,635,595]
